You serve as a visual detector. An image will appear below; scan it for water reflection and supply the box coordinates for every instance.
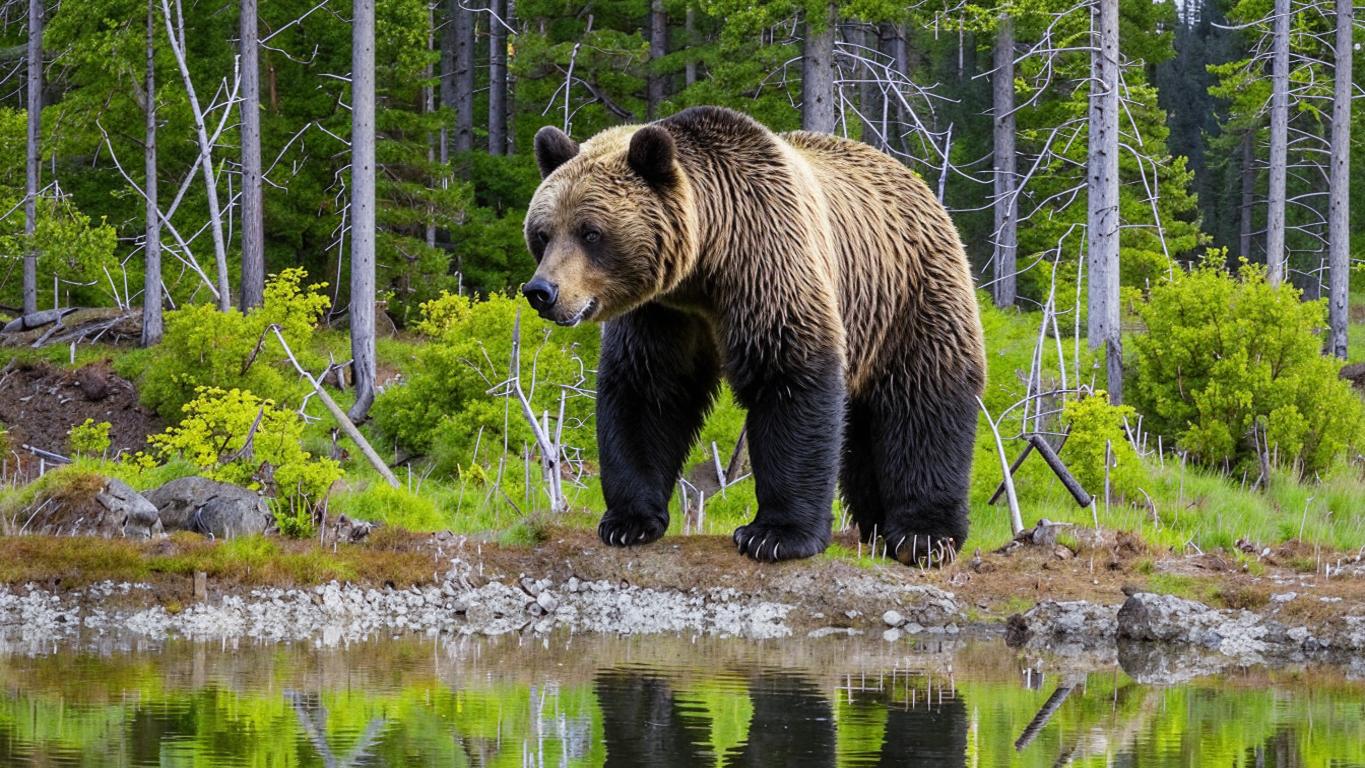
[0,633,1361,767]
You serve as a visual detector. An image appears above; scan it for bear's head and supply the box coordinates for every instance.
[522,124,697,326]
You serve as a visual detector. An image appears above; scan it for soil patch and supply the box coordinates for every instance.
[0,359,163,462]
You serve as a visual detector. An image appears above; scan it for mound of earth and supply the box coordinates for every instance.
[0,360,162,459]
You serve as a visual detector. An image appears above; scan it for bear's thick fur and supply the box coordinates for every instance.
[523,106,985,565]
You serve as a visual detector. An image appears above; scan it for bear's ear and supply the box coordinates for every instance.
[627,126,678,188]
[534,126,580,178]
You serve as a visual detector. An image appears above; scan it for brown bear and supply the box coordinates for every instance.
[522,106,985,566]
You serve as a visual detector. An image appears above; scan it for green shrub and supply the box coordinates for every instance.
[67,419,112,458]
[371,292,599,477]
[1131,259,1365,477]
[1062,390,1148,500]
[147,387,343,536]
[130,268,330,419]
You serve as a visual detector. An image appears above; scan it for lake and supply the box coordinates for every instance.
[1,632,1362,766]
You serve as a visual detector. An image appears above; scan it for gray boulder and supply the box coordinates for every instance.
[20,475,162,538]
[145,476,273,539]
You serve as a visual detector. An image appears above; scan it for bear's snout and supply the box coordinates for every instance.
[522,278,559,314]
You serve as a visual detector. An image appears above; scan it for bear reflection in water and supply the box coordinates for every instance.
[594,669,967,767]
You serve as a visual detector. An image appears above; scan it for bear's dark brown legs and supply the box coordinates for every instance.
[730,350,843,562]
[597,304,719,548]
[868,372,977,567]
[840,398,885,543]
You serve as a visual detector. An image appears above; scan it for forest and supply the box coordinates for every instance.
[0,0,1362,562]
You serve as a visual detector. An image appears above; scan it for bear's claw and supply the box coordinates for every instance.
[887,533,959,568]
[597,513,667,548]
[732,523,827,563]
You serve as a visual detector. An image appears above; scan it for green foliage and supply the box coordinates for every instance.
[1062,390,1148,500]
[66,419,112,459]
[371,292,599,478]
[331,482,449,532]
[147,387,342,536]
[1131,259,1365,476]
[130,269,330,419]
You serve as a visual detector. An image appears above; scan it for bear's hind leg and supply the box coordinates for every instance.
[869,374,977,567]
[840,398,885,544]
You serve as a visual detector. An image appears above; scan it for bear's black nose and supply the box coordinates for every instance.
[523,278,558,312]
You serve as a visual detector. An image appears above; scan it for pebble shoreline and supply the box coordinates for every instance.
[0,558,795,650]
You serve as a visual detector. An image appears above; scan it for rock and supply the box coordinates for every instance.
[1006,600,1120,648]
[328,514,376,543]
[882,609,905,627]
[20,474,162,538]
[1117,592,1274,657]
[145,477,273,539]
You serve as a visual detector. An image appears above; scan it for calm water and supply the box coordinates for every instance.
[1,632,1362,767]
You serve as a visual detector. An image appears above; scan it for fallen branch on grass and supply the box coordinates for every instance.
[267,325,399,488]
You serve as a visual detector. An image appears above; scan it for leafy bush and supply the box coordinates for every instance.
[67,419,112,458]
[130,268,330,419]
[1062,391,1148,500]
[147,387,342,536]
[371,292,599,478]
[1130,259,1365,476]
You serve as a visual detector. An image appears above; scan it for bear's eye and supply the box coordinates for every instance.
[532,230,550,247]
[582,228,601,245]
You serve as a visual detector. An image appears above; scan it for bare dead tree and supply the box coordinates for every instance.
[1240,129,1256,260]
[647,0,667,119]
[23,0,41,316]
[802,1,837,132]
[453,0,477,155]
[1326,0,1352,357]
[684,3,697,86]
[142,0,163,346]
[1087,0,1122,403]
[1266,0,1289,286]
[240,0,265,310]
[488,0,507,154]
[162,0,234,310]
[348,0,378,422]
[992,11,1018,308]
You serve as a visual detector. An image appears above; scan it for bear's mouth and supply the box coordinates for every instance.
[557,298,597,327]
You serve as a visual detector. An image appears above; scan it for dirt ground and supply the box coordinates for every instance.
[0,359,162,464]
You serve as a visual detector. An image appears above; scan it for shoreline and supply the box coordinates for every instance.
[5,532,1364,678]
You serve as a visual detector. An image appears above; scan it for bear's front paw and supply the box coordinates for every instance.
[598,511,668,548]
[883,531,962,568]
[732,523,828,563]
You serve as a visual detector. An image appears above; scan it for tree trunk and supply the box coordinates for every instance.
[425,8,437,250]
[1326,0,1351,357]
[239,0,264,311]
[801,1,837,133]
[858,24,886,151]
[349,0,377,422]
[1240,129,1255,260]
[488,0,507,155]
[453,0,476,155]
[992,14,1017,308]
[647,0,667,119]
[684,4,696,86]
[24,0,42,316]
[1266,0,1289,287]
[439,0,457,160]
[1087,0,1122,402]
[142,0,163,347]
